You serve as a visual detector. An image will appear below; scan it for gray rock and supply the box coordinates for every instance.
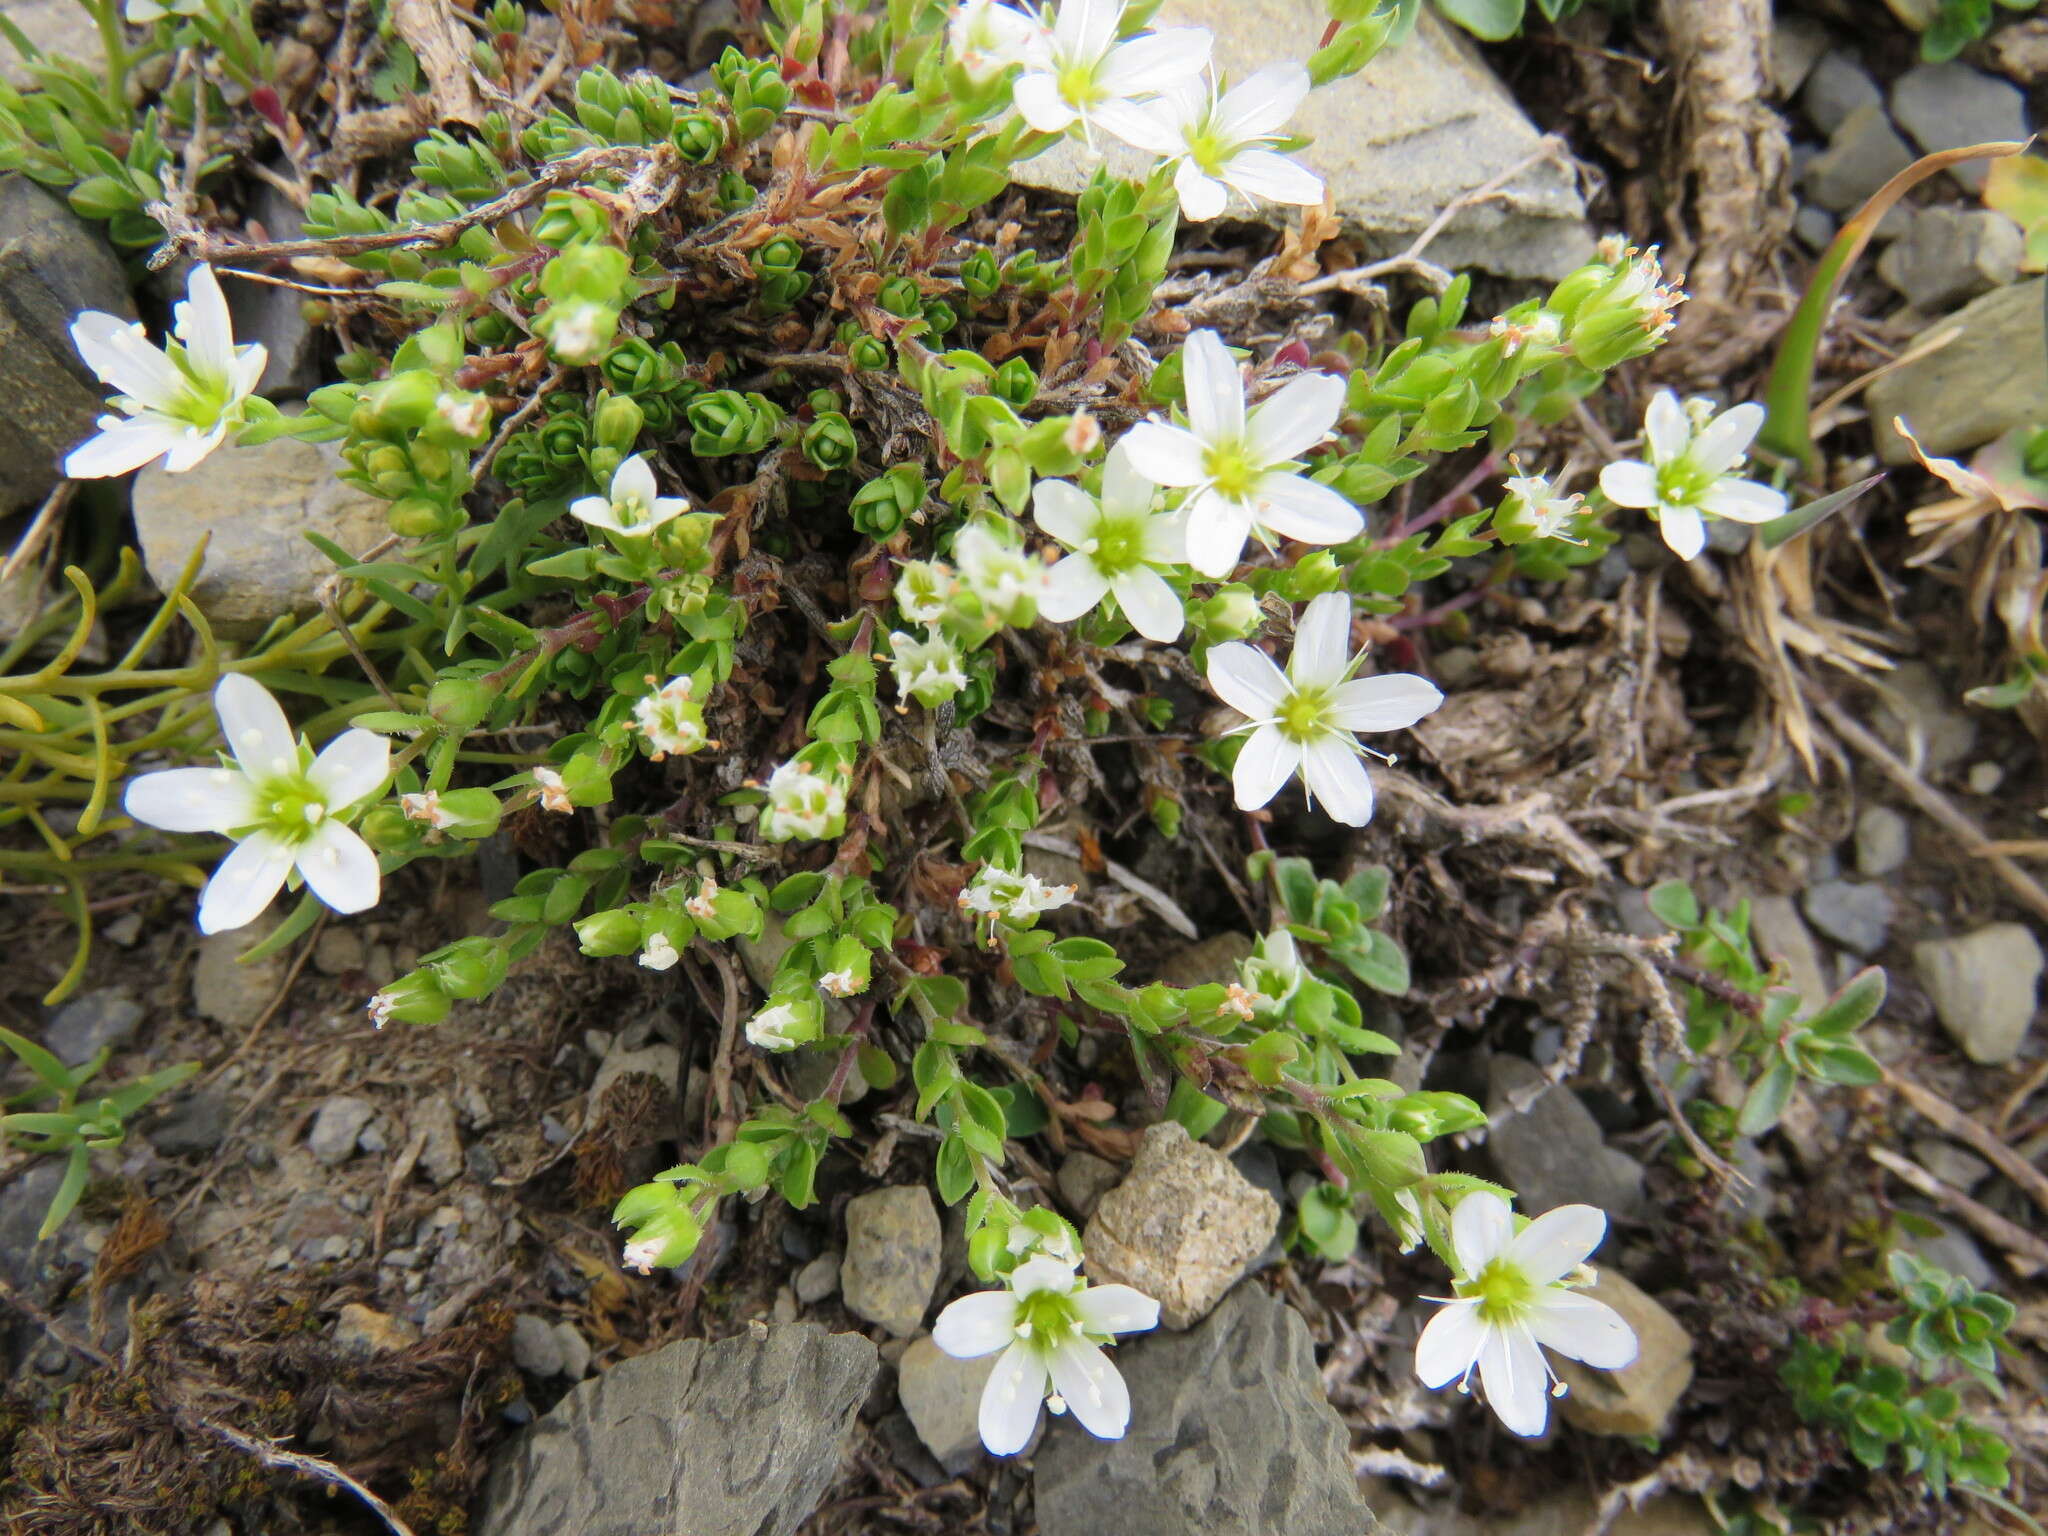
[1854,806,1912,879]
[1485,1057,1644,1220]
[307,1095,375,1166]
[1913,1137,1990,1191]
[513,1313,569,1376]
[1872,661,1981,774]
[794,1252,841,1305]
[1908,1216,1996,1289]
[131,436,391,638]
[42,989,142,1066]
[0,176,136,512]
[1987,18,2048,85]
[1055,1150,1122,1221]
[1876,207,2024,312]
[1801,880,1892,956]
[1915,923,2043,1064]
[1083,1121,1280,1330]
[1870,280,2048,464]
[192,919,290,1028]
[150,1087,230,1155]
[1013,6,1590,279]
[1035,1284,1384,1536]
[1792,205,1837,253]
[1802,51,1882,137]
[1771,15,1829,99]
[1802,104,1916,214]
[842,1186,942,1338]
[311,926,366,976]
[1890,62,2029,192]
[413,1095,464,1186]
[0,0,105,87]
[896,1334,994,1476]
[554,1321,592,1379]
[1556,1269,1694,1438]
[220,187,323,396]
[477,1324,878,1536]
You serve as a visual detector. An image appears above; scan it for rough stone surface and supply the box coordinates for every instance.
[1889,62,2029,192]
[0,0,105,87]
[130,436,392,637]
[1055,1150,1123,1221]
[0,175,136,511]
[1876,207,2024,312]
[896,1334,994,1476]
[150,1087,230,1155]
[1801,879,1892,956]
[220,187,324,396]
[1872,660,1981,773]
[414,1094,464,1186]
[1012,6,1589,279]
[794,1252,841,1305]
[1555,1269,1694,1437]
[311,926,366,976]
[1870,281,2048,464]
[1915,924,2044,1065]
[1802,104,1916,213]
[193,921,289,1028]
[1082,1121,1279,1330]
[1802,50,1881,137]
[1854,806,1912,879]
[42,989,143,1066]
[841,1186,942,1337]
[1035,1283,1384,1536]
[477,1324,878,1536]
[307,1096,376,1167]
[513,1313,569,1376]
[1486,1056,1644,1220]
[554,1321,592,1379]
[1987,18,2048,85]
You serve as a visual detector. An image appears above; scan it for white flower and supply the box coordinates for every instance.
[954,522,1048,628]
[819,967,862,997]
[1123,330,1361,577]
[758,761,848,842]
[367,992,396,1030]
[934,1255,1160,1454]
[65,264,266,479]
[123,675,388,935]
[1414,1192,1638,1438]
[685,878,721,922]
[1011,0,1212,149]
[1033,441,1187,642]
[895,560,957,624]
[622,1236,665,1276]
[1500,462,1586,543]
[1111,65,1323,222]
[1205,591,1442,827]
[632,674,708,759]
[950,0,1048,81]
[639,932,680,971]
[746,996,820,1051]
[959,867,1077,919]
[569,454,690,539]
[401,789,457,829]
[1599,391,1786,561]
[533,767,573,813]
[890,629,970,708]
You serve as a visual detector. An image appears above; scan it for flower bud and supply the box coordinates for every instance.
[387,497,451,538]
[357,803,414,851]
[745,990,824,1050]
[591,391,645,454]
[367,971,451,1028]
[1191,585,1262,642]
[877,275,922,318]
[991,357,1038,408]
[802,411,858,473]
[576,906,645,957]
[960,247,1001,300]
[672,111,725,163]
[430,939,508,999]
[537,299,620,366]
[353,369,441,439]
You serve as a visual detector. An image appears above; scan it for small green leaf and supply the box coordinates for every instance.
[1646,880,1700,931]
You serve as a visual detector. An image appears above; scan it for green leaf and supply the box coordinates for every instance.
[1646,880,1700,931]
[39,1144,91,1239]
[0,1025,81,1098]
[1335,928,1410,996]
[1759,473,1886,549]
[1805,1039,1883,1087]
[1166,1077,1227,1139]
[1343,865,1392,922]
[1738,1054,1798,1137]
[934,1133,977,1205]
[1805,966,1887,1038]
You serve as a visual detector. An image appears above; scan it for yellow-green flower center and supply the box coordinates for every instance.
[1186,125,1232,177]
[1087,512,1146,576]
[1204,442,1259,499]
[1469,1258,1537,1326]
[253,774,327,846]
[1277,688,1328,743]
[1058,61,1101,107]
[1015,1287,1078,1345]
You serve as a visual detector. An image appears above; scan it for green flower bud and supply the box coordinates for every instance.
[1192,585,1263,642]
[960,247,1001,301]
[536,298,621,365]
[387,497,458,538]
[754,235,805,275]
[991,357,1038,408]
[802,410,858,472]
[849,464,925,537]
[368,971,451,1028]
[433,786,504,836]
[715,172,754,212]
[967,1224,1007,1280]
[353,370,441,439]
[592,390,645,453]
[877,275,922,318]
[357,804,413,852]
[531,191,612,249]
[308,382,360,425]
[540,242,632,303]
[430,939,508,1000]
[576,906,644,957]
[921,299,957,336]
[687,390,782,457]
[847,332,889,371]
[672,111,725,162]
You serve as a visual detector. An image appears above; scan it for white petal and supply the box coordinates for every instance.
[1598,461,1659,509]
[1231,723,1300,811]
[306,728,390,809]
[569,495,627,535]
[978,1341,1049,1456]
[1173,161,1231,222]
[1110,566,1183,643]
[933,1290,1021,1358]
[1040,554,1110,622]
[610,453,659,506]
[1658,504,1706,561]
[1120,422,1209,489]
[1012,70,1077,132]
[1205,643,1289,719]
[1092,97,1177,154]
[1450,1191,1514,1276]
[1478,1324,1551,1437]
[1643,391,1689,463]
[1047,1336,1131,1441]
[197,832,294,934]
[1010,1255,1080,1296]
[1220,148,1324,207]
[124,766,256,834]
[1071,1284,1161,1336]
[64,417,183,478]
[1504,1203,1607,1286]
[1096,26,1212,98]
[1245,373,1346,465]
[1140,508,1187,565]
[295,820,381,915]
[1180,329,1244,446]
[1326,673,1445,733]
[1252,471,1362,545]
[1103,101,1183,158]
[1691,402,1765,476]
[1414,1300,1486,1389]
[1100,439,1154,515]
[174,264,237,382]
[1288,591,1354,688]
[1215,62,1310,140]
[160,420,227,473]
[1300,735,1374,826]
[1524,1290,1638,1371]
[1033,478,1099,548]
[233,341,268,398]
[1699,478,1787,524]
[1054,0,1115,58]
[69,311,184,411]
[1183,492,1253,577]
[215,674,296,780]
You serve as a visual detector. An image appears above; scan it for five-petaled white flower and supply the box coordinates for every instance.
[1034,440,1188,642]
[1500,461,1587,544]
[1599,391,1786,561]
[639,932,680,971]
[933,1255,1161,1455]
[959,867,1078,920]
[1111,65,1324,222]
[1123,330,1361,577]
[758,760,848,842]
[1205,591,1442,826]
[124,675,388,934]
[950,0,1048,81]
[1414,1192,1638,1438]
[569,453,690,539]
[1010,0,1212,150]
[65,264,266,479]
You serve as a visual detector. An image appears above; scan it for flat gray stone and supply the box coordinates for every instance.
[1869,282,2048,464]
[477,1324,878,1536]
[1916,923,2043,1065]
[1486,1056,1643,1220]
[1802,51,1881,138]
[1877,207,2023,313]
[192,920,290,1028]
[0,0,105,89]
[42,989,143,1066]
[1750,895,1830,1011]
[1770,15,1828,99]
[841,1185,941,1337]
[1012,5,1590,279]
[1802,104,1915,214]
[1801,879,1892,956]
[896,1334,994,1476]
[1034,1283,1386,1536]
[1854,806,1911,879]
[307,1095,375,1167]
[1889,61,2029,192]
